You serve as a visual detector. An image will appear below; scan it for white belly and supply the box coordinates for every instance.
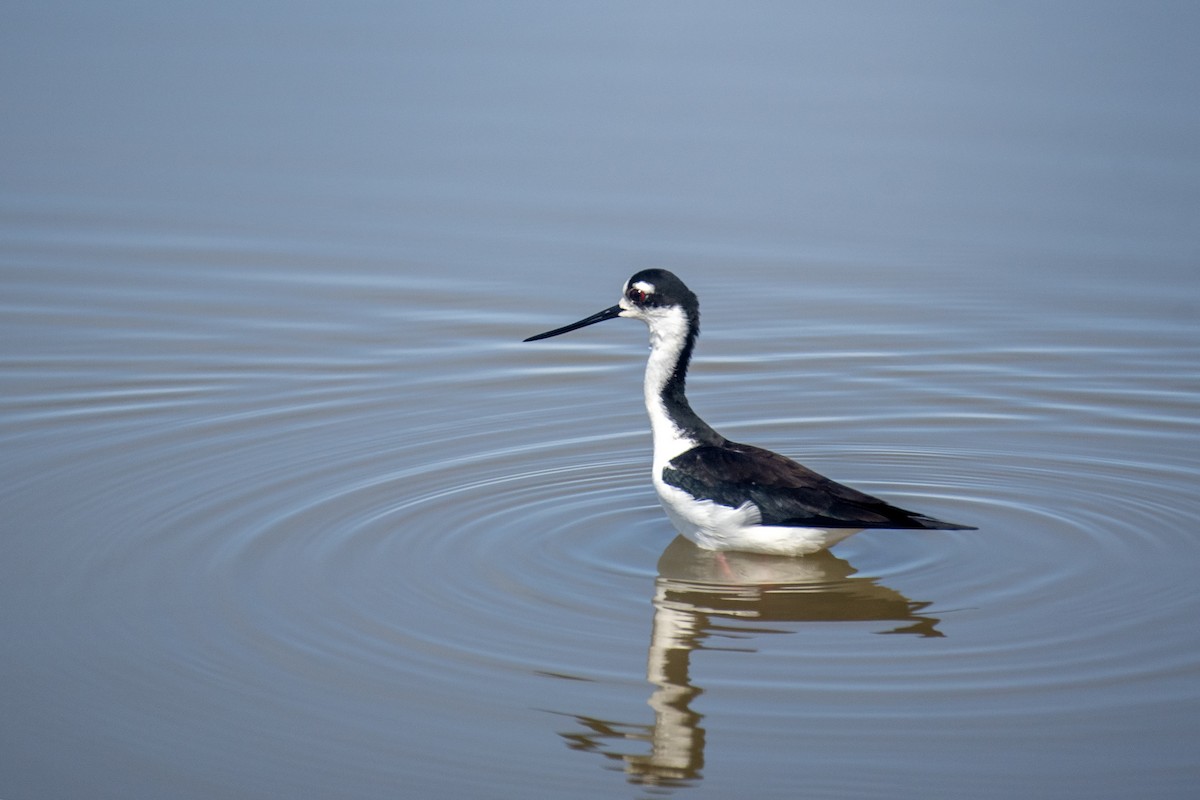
[652,474,861,556]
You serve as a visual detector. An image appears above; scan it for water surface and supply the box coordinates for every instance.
[3,3,1199,798]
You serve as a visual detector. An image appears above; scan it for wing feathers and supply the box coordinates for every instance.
[662,443,973,530]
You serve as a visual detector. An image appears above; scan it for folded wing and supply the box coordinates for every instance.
[662,443,974,530]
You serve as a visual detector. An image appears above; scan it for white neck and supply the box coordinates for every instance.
[640,307,699,468]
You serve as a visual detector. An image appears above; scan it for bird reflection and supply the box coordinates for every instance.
[555,536,942,788]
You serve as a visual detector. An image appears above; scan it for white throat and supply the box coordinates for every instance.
[627,304,698,468]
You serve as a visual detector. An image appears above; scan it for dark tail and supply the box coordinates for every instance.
[906,512,976,531]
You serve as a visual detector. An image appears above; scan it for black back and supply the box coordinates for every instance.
[663,442,975,531]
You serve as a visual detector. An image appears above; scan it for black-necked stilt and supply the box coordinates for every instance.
[524,269,974,556]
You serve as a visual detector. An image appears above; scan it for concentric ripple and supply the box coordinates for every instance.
[4,250,1198,798]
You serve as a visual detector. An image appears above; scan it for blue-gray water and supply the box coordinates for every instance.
[3,3,1198,798]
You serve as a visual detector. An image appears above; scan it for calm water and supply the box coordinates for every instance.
[3,3,1199,798]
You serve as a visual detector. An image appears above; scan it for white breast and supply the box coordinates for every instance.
[651,472,862,556]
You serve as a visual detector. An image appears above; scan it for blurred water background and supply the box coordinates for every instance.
[3,2,1198,798]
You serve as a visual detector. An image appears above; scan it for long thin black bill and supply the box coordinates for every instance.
[523,304,622,342]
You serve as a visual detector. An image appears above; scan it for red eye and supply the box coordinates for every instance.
[628,288,646,303]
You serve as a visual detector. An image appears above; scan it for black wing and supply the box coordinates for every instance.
[662,442,974,530]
